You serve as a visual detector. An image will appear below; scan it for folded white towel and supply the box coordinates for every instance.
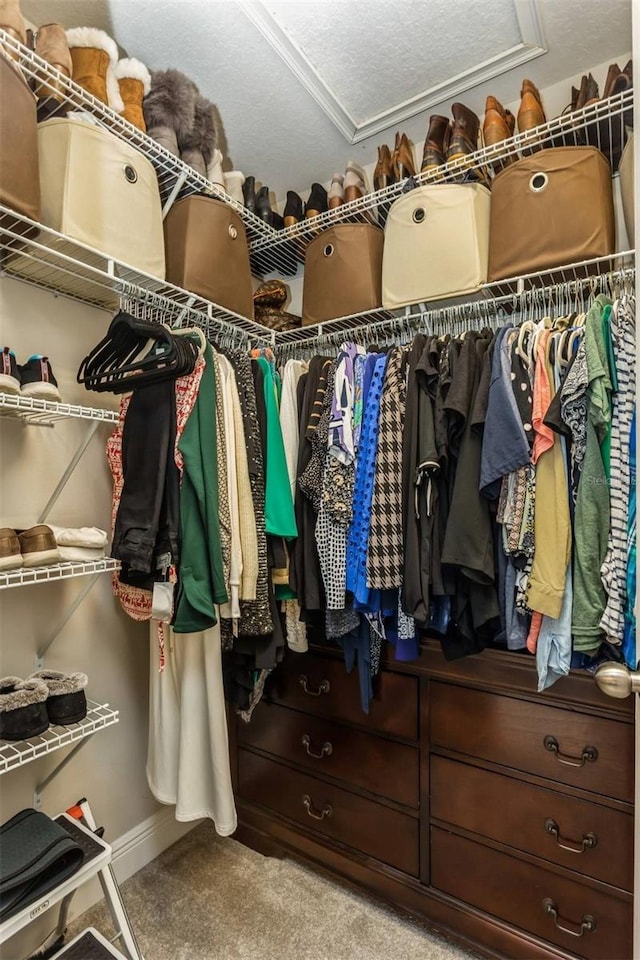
[57,545,106,562]
[49,526,108,549]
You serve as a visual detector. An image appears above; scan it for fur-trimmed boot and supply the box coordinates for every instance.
[30,669,88,725]
[114,57,151,131]
[65,26,124,113]
[0,0,27,54]
[143,68,198,157]
[33,23,72,118]
[178,93,219,178]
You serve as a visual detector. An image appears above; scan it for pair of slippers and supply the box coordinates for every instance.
[0,671,87,741]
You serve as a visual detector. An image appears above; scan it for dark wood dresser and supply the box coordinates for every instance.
[231,641,635,960]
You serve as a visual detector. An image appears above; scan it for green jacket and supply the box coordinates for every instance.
[173,346,228,633]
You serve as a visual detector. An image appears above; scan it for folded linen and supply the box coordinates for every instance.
[48,526,108,549]
[57,545,106,562]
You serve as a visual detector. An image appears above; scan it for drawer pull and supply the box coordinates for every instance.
[543,899,596,938]
[299,675,330,697]
[301,734,333,759]
[543,735,598,767]
[544,818,597,854]
[302,794,332,821]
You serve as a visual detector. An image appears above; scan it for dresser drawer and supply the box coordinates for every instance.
[268,653,418,740]
[240,702,419,808]
[431,828,632,960]
[431,756,633,891]
[238,749,419,876]
[430,683,634,802]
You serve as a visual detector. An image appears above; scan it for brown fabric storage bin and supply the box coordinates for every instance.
[302,223,383,325]
[164,195,254,318]
[0,56,41,223]
[488,146,614,281]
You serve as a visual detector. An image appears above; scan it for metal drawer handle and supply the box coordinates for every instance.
[544,818,598,854]
[301,734,333,759]
[543,899,596,937]
[543,735,598,767]
[299,675,330,697]
[302,794,332,821]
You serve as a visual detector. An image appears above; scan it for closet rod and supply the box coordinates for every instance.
[277,266,636,358]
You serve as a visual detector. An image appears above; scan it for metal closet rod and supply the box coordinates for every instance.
[275,267,636,358]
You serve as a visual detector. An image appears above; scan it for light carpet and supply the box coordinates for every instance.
[72,821,483,960]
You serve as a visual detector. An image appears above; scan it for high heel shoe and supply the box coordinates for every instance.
[304,182,328,219]
[391,132,416,181]
[344,162,367,203]
[328,173,344,209]
[283,190,303,227]
[255,185,273,224]
[584,62,632,170]
[421,115,450,174]
[242,175,256,214]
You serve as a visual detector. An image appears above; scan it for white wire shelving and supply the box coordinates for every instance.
[0,557,120,590]
[275,250,636,354]
[0,205,274,346]
[0,29,277,249]
[0,392,119,426]
[0,701,119,775]
[250,89,634,276]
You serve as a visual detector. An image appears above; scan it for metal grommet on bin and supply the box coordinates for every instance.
[229,224,238,239]
[124,164,138,184]
[529,172,548,193]
[323,243,334,257]
[412,207,426,223]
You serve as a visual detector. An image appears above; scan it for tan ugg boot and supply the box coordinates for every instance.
[33,23,72,115]
[114,57,150,131]
[0,0,26,59]
[65,27,124,112]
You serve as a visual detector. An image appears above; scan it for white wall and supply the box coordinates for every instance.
[0,279,192,957]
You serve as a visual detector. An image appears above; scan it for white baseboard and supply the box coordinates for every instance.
[68,806,200,922]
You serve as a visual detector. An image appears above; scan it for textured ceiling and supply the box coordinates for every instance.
[23,0,632,202]
[257,0,522,124]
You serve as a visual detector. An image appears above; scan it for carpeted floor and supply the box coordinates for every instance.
[72,821,483,960]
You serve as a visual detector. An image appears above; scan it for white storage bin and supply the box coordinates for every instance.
[382,183,490,307]
[37,117,165,279]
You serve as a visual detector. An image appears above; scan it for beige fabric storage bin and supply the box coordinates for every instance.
[37,118,165,279]
[382,183,490,308]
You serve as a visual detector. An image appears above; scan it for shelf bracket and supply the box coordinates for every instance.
[35,572,103,667]
[33,734,96,809]
[162,169,188,219]
[38,420,101,523]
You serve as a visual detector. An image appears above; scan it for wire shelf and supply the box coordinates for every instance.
[0,30,278,246]
[0,206,274,345]
[0,392,119,426]
[250,89,634,276]
[0,557,121,590]
[275,250,636,353]
[0,700,119,775]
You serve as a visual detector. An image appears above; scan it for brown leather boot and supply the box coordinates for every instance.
[517,79,546,131]
[483,96,515,146]
[421,115,449,173]
[391,132,416,181]
[33,24,73,117]
[0,0,26,57]
[373,144,395,191]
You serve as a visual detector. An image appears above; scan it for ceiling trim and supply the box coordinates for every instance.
[239,0,548,144]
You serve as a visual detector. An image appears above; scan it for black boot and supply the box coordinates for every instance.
[304,183,328,219]
[243,176,256,213]
[283,190,303,227]
[255,186,273,225]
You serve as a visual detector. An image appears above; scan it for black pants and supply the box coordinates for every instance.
[111,380,179,587]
